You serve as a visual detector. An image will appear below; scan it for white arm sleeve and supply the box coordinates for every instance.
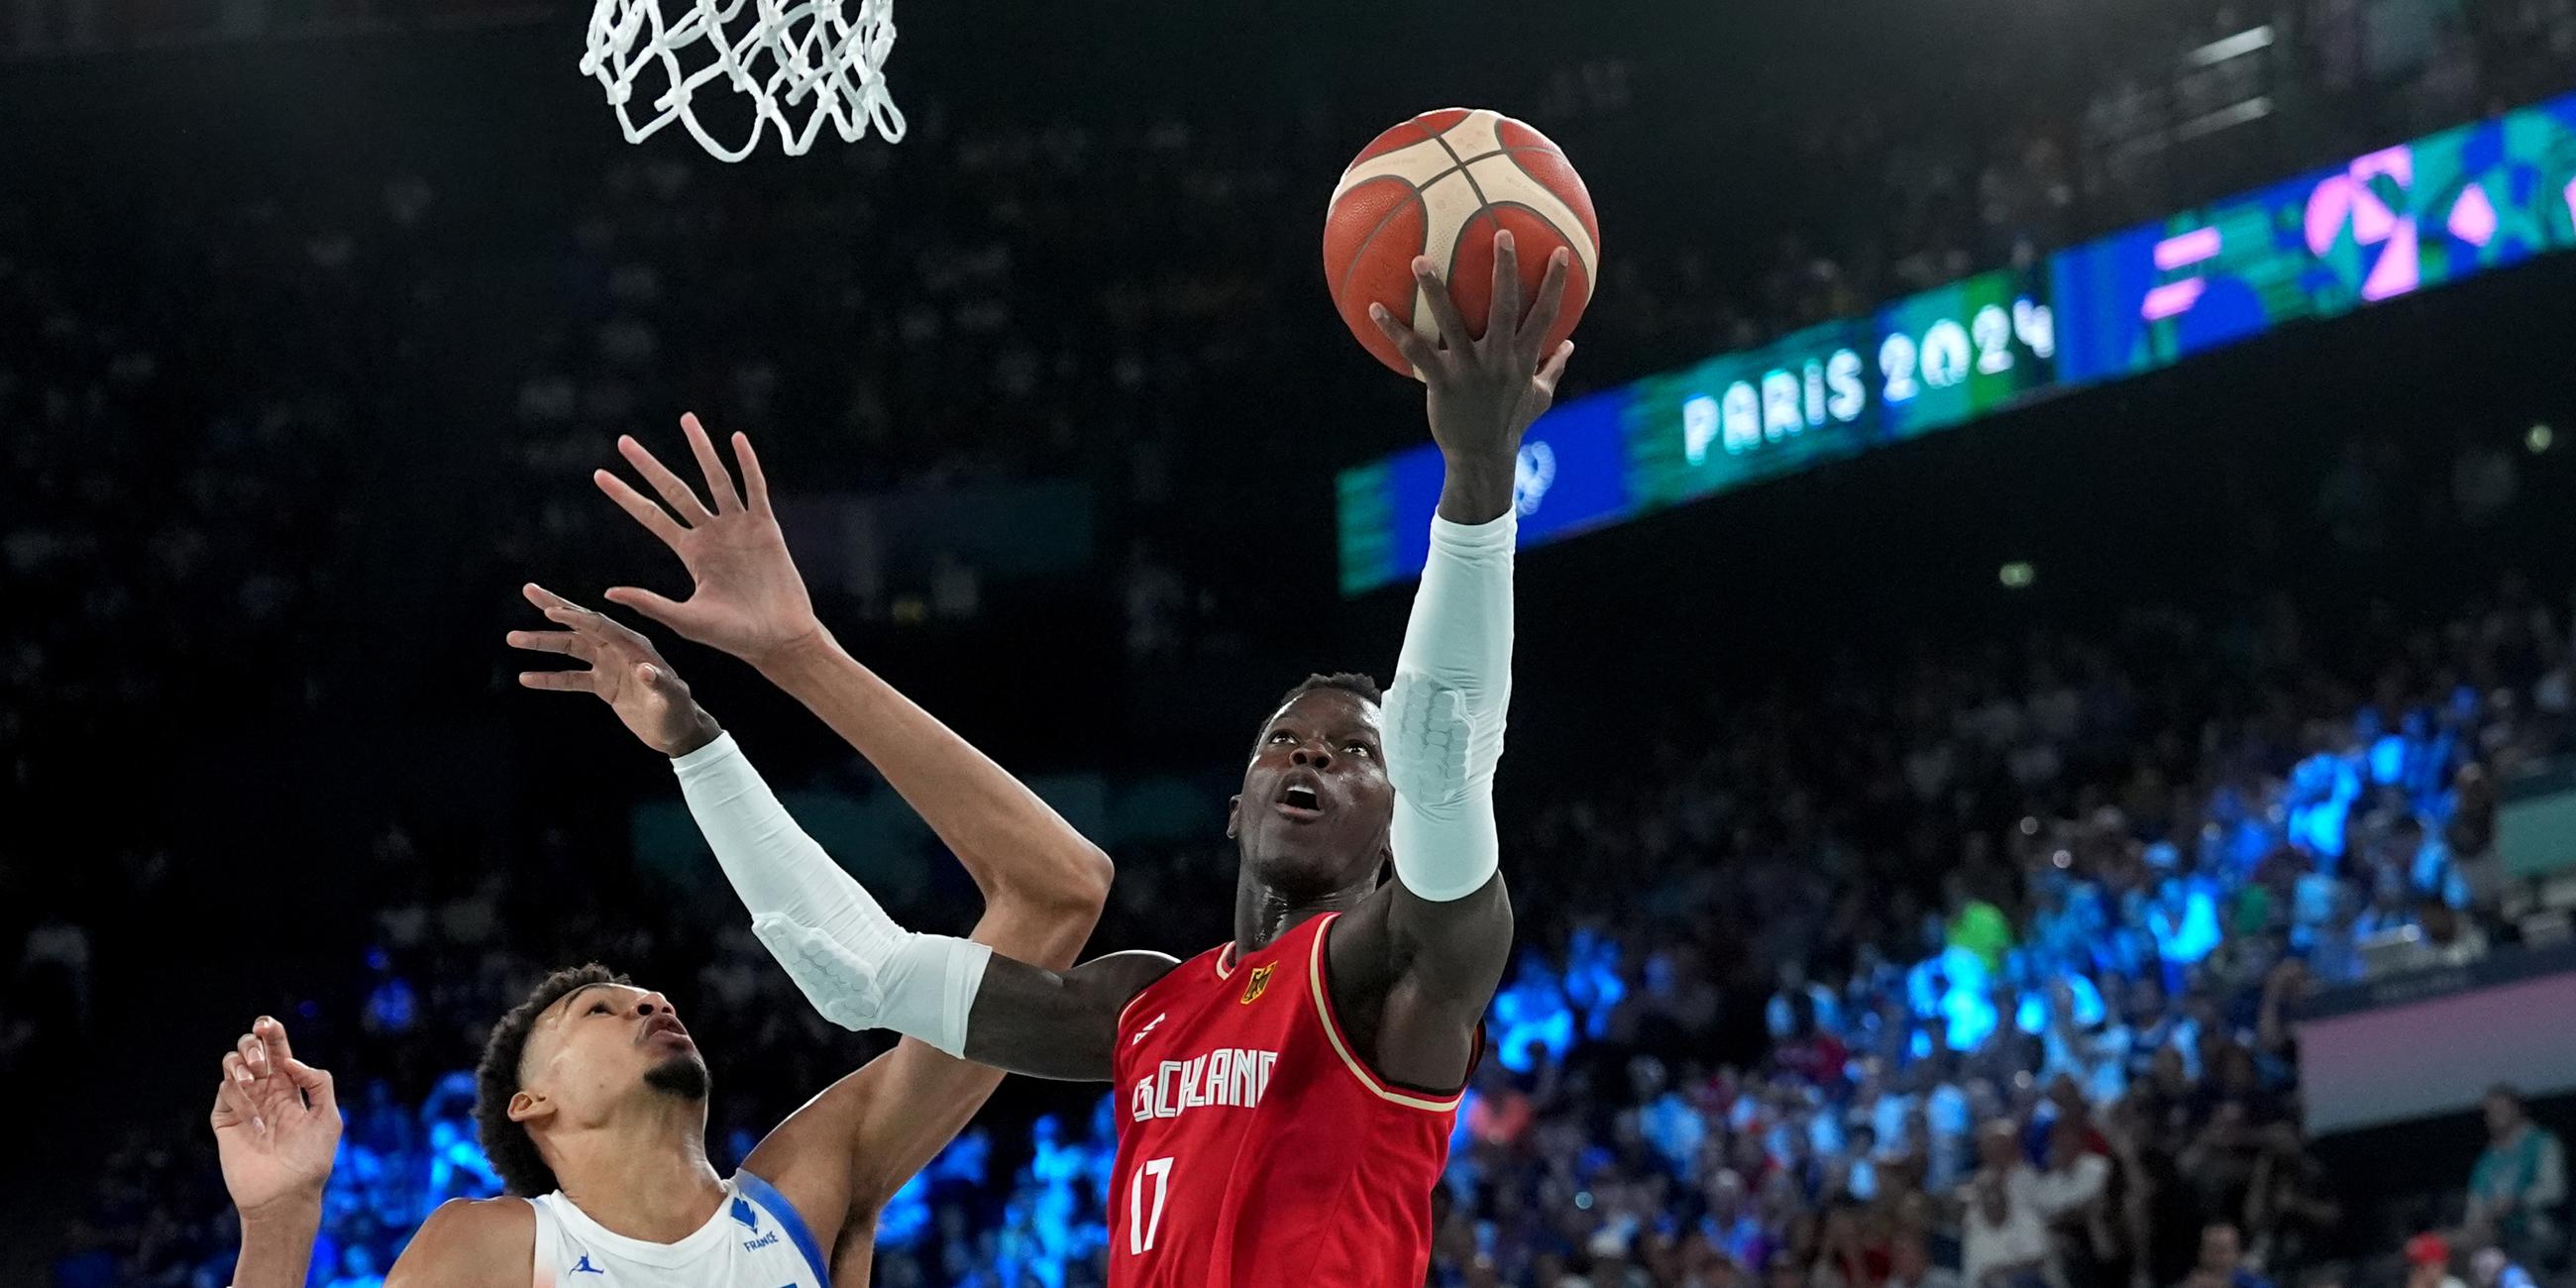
[1382,509,1514,902]
[672,732,991,1056]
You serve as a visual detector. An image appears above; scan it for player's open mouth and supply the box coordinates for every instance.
[1274,781,1325,820]
[642,1015,692,1045]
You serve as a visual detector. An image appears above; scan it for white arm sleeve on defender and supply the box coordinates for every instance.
[673,733,991,1056]
[1382,509,1514,902]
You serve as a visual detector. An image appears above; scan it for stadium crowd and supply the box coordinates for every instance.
[0,0,2541,756]
[6,3,2576,1286]
[918,558,2576,1288]
[44,518,2576,1288]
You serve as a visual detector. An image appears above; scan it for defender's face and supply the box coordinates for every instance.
[1231,689,1394,895]
[512,983,707,1127]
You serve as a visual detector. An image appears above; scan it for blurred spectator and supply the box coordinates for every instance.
[2407,1234,2468,1288]
[2464,1087,2568,1267]
[2418,900,2491,967]
[2469,1244,2539,1288]
[2181,1223,2271,1288]
[1961,1123,2073,1288]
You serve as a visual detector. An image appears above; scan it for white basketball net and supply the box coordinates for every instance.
[579,0,907,162]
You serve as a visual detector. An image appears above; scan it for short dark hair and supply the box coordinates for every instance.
[1255,673,1384,752]
[1271,672,1382,714]
[476,962,626,1197]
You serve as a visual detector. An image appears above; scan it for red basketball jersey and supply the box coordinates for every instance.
[1108,912,1464,1288]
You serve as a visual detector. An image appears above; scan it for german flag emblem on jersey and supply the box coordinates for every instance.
[1239,962,1276,1005]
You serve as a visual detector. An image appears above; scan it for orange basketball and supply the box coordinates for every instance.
[1325,108,1600,377]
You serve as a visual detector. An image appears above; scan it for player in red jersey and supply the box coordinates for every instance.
[615,238,1574,1286]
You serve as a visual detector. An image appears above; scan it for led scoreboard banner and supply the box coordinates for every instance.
[1338,91,2576,595]
[1625,266,2057,511]
[1336,268,2055,593]
[2052,95,2576,381]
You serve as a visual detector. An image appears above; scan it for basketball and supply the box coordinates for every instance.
[1325,108,1600,376]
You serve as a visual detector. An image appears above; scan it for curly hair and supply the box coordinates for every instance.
[474,962,626,1197]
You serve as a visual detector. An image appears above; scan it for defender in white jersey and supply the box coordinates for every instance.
[527,1171,826,1287]
[208,420,1112,1288]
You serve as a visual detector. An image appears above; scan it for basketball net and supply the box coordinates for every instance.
[579,0,907,161]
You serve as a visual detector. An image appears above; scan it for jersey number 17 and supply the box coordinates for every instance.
[1127,1157,1174,1254]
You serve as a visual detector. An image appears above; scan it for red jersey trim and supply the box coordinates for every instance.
[1303,912,1468,1113]
[1214,941,1238,981]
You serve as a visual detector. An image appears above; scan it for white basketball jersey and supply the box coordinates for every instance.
[527,1171,830,1288]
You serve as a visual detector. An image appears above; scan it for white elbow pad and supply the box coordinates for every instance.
[675,734,992,1056]
[751,915,990,1056]
[1387,682,1475,803]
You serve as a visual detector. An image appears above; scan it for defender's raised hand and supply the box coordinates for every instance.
[211,1017,340,1222]
[509,583,721,757]
[1367,229,1576,467]
[594,414,826,667]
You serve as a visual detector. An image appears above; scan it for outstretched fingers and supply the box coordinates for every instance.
[547,611,659,669]
[505,628,592,661]
[731,432,773,516]
[527,576,688,648]
[595,469,689,550]
[601,585,688,630]
[517,668,600,695]
[1411,256,1476,353]
[1486,230,1522,342]
[1533,340,1575,397]
[523,584,612,645]
[1518,248,1572,368]
[617,435,714,527]
[521,582,585,613]
[516,586,653,689]
[679,414,744,514]
[526,585,640,643]
[1369,303,1442,376]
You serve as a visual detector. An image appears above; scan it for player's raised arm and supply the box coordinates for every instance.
[590,416,1114,942]
[510,562,1152,1264]
[213,1016,532,1287]
[1327,230,1575,1085]
[212,1018,341,1288]
[583,424,1153,1047]
[509,586,1166,1086]
[508,582,723,756]
[651,711,1170,1081]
